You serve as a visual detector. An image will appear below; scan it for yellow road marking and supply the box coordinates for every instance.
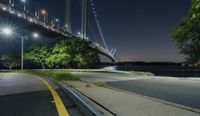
[37,77,70,116]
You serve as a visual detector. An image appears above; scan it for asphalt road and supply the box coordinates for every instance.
[106,78,200,110]
[0,73,82,116]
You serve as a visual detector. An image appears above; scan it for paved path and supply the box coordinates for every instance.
[0,73,82,116]
[70,72,200,115]
[67,81,200,116]
[73,72,148,82]
[106,78,200,110]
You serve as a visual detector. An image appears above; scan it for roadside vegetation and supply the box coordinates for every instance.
[129,71,154,76]
[0,37,100,69]
[25,38,100,69]
[15,70,80,81]
[172,0,200,66]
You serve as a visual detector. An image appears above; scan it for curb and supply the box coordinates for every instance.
[45,77,105,116]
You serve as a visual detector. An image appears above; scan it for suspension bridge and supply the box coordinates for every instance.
[0,0,117,62]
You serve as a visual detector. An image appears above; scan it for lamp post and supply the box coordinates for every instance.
[20,33,39,70]
[1,27,39,70]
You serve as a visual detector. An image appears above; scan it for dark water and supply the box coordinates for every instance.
[117,66,200,77]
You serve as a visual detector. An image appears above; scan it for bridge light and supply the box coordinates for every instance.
[55,19,59,22]
[2,7,7,11]
[10,10,15,14]
[18,13,22,17]
[77,32,81,35]
[41,9,47,15]
[28,18,33,22]
[21,0,26,3]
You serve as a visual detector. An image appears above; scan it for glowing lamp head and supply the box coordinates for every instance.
[32,33,39,38]
[2,27,13,36]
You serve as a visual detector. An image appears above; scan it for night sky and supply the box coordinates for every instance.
[44,0,191,62]
[42,0,191,62]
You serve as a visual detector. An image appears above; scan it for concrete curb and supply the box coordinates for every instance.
[44,77,105,116]
[58,82,105,116]
[105,84,200,114]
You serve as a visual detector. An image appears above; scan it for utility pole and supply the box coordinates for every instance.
[65,0,71,33]
[81,0,88,39]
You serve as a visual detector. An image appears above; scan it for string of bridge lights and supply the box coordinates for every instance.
[89,0,109,51]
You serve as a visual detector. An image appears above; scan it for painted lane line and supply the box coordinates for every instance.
[37,77,70,116]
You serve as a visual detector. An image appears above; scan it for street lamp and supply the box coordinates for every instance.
[1,27,39,70]
[2,27,13,36]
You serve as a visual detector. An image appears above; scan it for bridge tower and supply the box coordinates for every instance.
[81,0,88,39]
[65,0,72,33]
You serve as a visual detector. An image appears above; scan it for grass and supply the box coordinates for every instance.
[129,71,154,76]
[51,69,155,76]
[94,82,105,87]
[15,70,80,81]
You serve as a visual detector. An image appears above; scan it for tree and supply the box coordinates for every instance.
[46,38,100,69]
[0,54,20,69]
[25,38,101,69]
[172,0,200,65]
[24,45,50,69]
[46,41,71,68]
[64,38,100,68]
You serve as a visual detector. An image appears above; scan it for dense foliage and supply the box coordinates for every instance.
[172,0,200,65]
[0,54,20,69]
[25,45,50,69]
[24,38,100,69]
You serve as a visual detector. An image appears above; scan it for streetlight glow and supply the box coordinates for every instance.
[2,27,13,36]
[32,33,39,38]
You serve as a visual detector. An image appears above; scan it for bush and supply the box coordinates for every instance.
[18,70,80,81]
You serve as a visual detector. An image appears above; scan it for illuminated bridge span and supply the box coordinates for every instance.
[0,0,117,62]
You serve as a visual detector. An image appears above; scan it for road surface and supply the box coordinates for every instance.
[0,73,82,116]
[106,78,200,110]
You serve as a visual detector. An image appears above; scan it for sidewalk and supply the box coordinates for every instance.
[65,81,200,116]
